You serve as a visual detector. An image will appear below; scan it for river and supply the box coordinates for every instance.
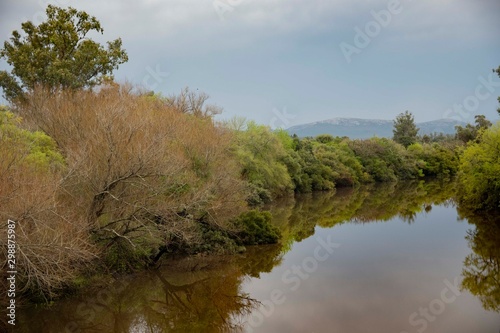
[15,180,500,332]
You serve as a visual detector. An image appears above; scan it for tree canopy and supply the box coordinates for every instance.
[455,115,492,143]
[0,5,128,102]
[458,122,500,211]
[393,111,419,148]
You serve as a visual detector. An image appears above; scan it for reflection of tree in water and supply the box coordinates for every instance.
[269,179,457,247]
[143,269,253,332]
[458,208,500,312]
[238,244,283,278]
[15,275,146,333]
[145,245,283,331]
[137,245,281,332]
[15,244,283,333]
[16,179,460,332]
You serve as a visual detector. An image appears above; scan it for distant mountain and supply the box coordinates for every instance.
[286,117,467,139]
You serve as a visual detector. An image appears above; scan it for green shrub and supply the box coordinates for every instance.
[0,111,65,171]
[348,137,420,181]
[232,122,293,202]
[234,210,281,245]
[458,122,500,211]
[195,223,244,254]
[408,142,459,177]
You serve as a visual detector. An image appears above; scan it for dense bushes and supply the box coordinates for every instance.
[407,142,459,177]
[187,210,281,255]
[231,124,460,203]
[28,86,248,267]
[348,137,420,181]
[231,122,293,204]
[1,86,251,300]
[0,110,96,300]
[457,122,500,211]
[453,66,500,211]
[234,210,280,245]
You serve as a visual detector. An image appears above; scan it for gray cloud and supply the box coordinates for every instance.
[1,0,499,123]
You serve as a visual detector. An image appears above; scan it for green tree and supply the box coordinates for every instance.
[348,137,420,182]
[455,115,492,143]
[232,122,293,203]
[407,142,458,178]
[393,111,419,147]
[458,122,500,211]
[0,5,128,102]
[474,114,493,129]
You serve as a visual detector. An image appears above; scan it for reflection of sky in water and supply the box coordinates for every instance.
[15,184,500,333]
[242,205,499,333]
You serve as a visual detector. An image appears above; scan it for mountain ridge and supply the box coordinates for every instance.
[286,117,466,139]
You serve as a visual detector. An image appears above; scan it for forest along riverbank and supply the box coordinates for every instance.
[14,180,500,332]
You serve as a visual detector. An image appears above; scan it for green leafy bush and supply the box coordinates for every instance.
[234,210,281,245]
[407,142,459,177]
[457,122,500,211]
[0,111,65,171]
[348,137,419,182]
[232,122,293,203]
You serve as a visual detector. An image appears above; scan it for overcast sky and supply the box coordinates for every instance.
[1,0,499,127]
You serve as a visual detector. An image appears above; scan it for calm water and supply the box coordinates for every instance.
[16,181,500,332]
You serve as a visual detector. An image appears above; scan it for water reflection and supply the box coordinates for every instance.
[17,245,282,333]
[16,180,500,332]
[269,180,457,248]
[458,208,500,312]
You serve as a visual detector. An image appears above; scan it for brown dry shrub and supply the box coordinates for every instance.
[0,113,96,301]
[15,85,247,269]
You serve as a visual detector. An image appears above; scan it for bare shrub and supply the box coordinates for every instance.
[163,87,223,118]
[0,112,96,301]
[15,85,247,269]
